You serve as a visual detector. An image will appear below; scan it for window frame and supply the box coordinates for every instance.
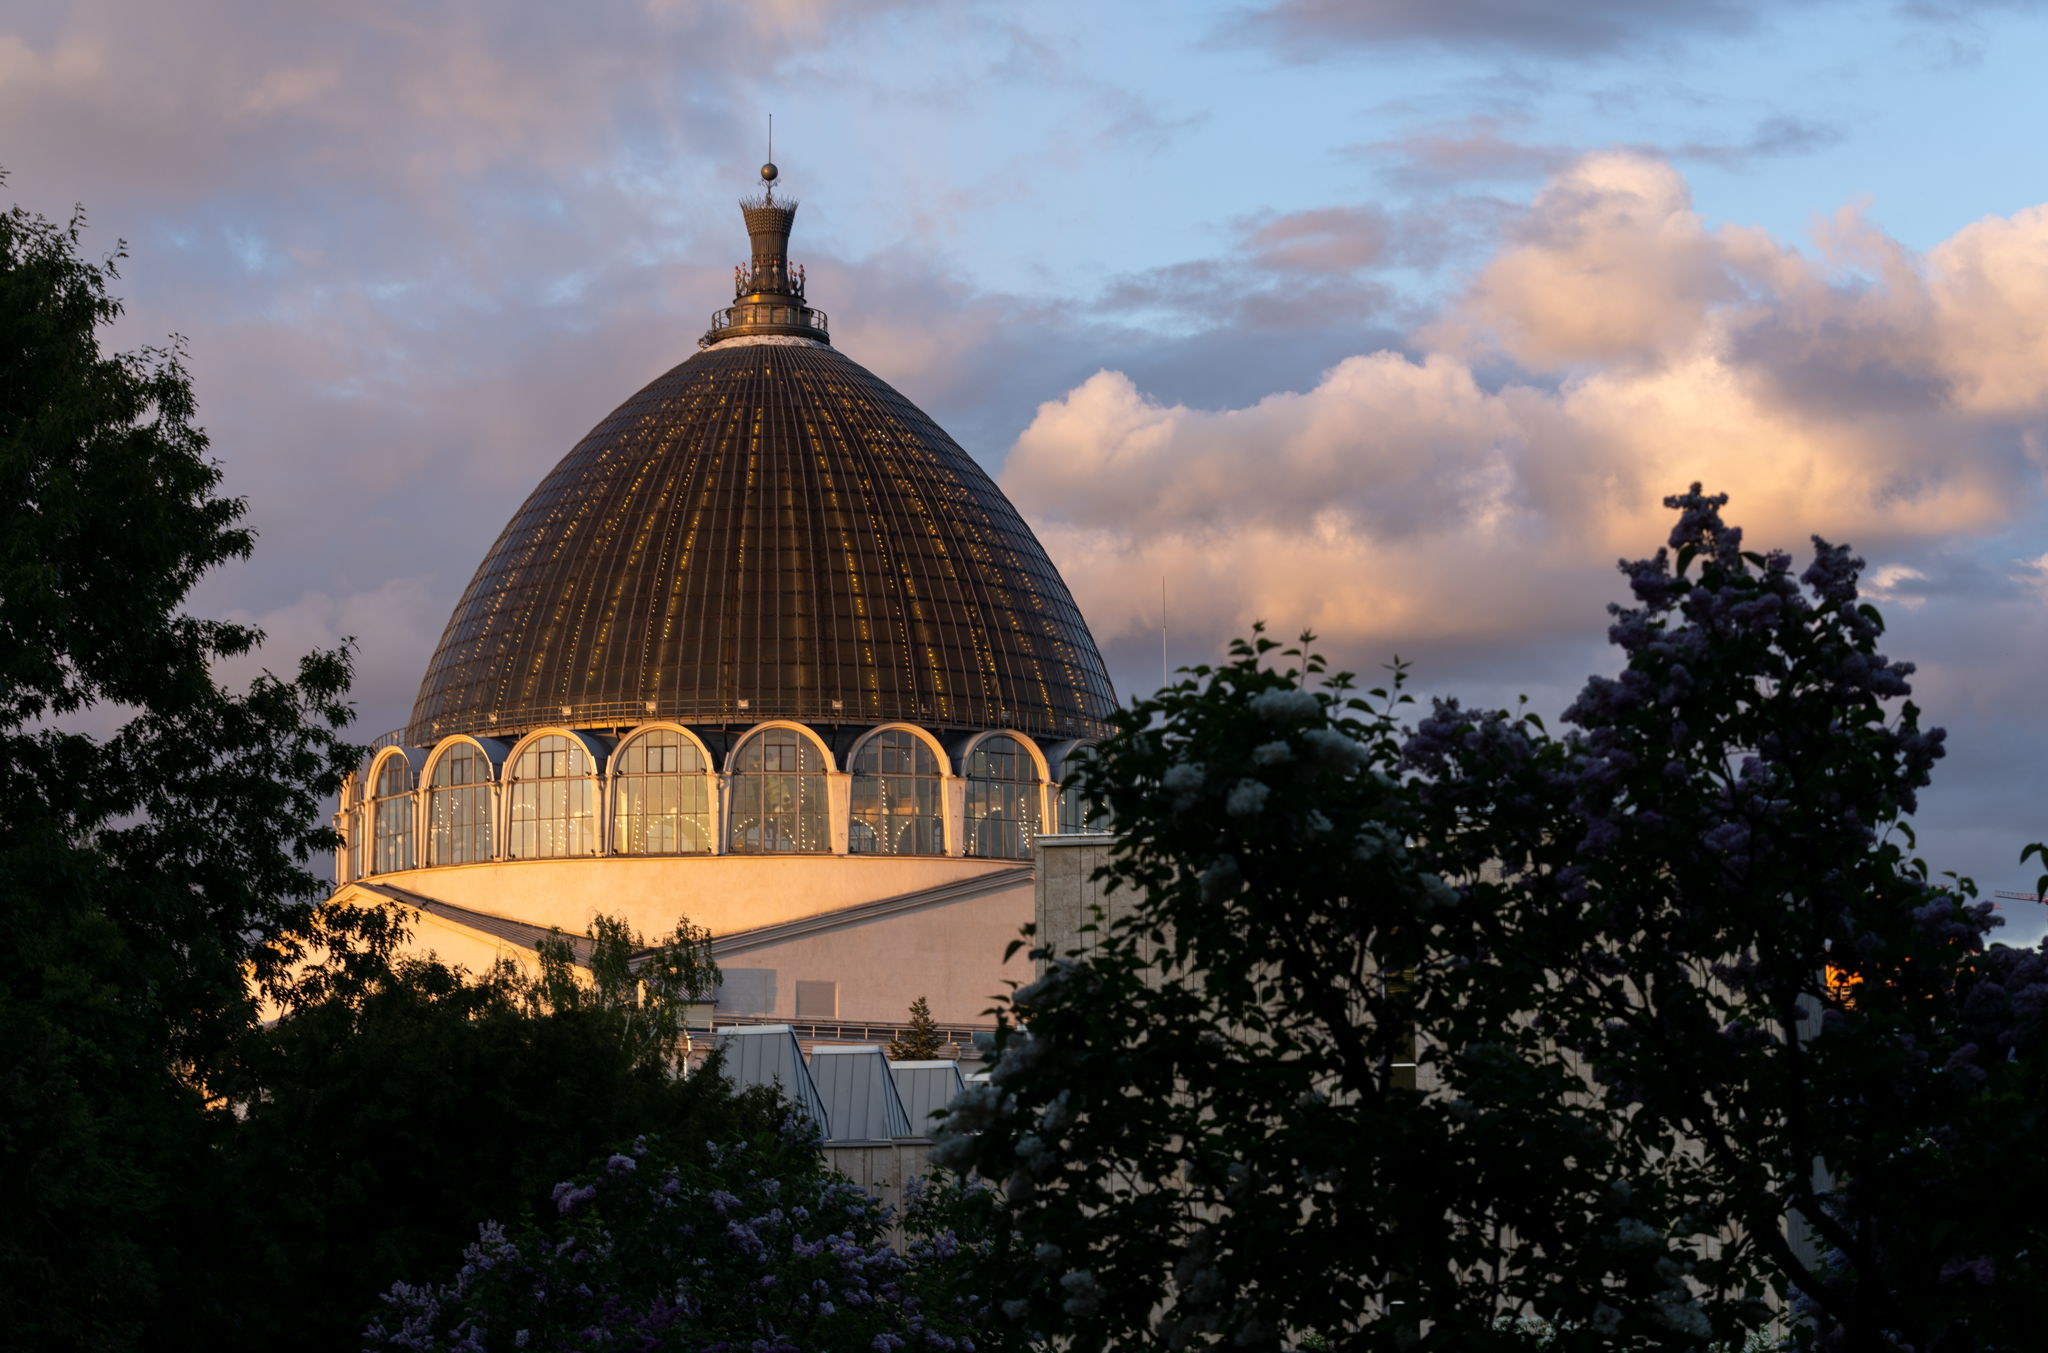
[725,722,834,856]
[962,729,1047,860]
[424,737,501,867]
[504,730,604,861]
[847,724,948,857]
[609,724,717,856]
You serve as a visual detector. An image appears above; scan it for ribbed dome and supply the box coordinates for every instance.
[405,335,1117,745]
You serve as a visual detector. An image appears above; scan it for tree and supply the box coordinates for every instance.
[938,636,1644,1349]
[528,913,721,1073]
[938,488,2042,1350]
[888,994,950,1060]
[367,1125,1015,1351]
[0,187,360,1348]
[216,917,752,1353]
[1405,487,2040,1349]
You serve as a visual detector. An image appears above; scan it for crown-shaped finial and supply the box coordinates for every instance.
[700,141,830,349]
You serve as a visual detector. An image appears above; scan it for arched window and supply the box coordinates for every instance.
[508,734,598,859]
[849,730,943,855]
[965,734,1042,860]
[1054,745,1107,835]
[428,743,494,865]
[370,755,415,874]
[613,730,712,855]
[728,728,829,854]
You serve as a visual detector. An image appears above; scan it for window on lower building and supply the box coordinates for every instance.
[795,980,838,1020]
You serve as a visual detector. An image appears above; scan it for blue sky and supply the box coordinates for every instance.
[7,0,2048,936]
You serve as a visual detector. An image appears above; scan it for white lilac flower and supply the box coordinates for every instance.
[1225,780,1270,816]
[1248,687,1320,722]
[989,1033,1046,1085]
[1301,727,1370,772]
[1199,855,1241,902]
[1059,1269,1102,1317]
[1162,761,1207,808]
[1416,874,1458,911]
[1615,1217,1661,1251]
[1251,740,1293,766]
[1353,823,1403,862]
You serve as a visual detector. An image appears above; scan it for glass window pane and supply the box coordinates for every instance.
[508,735,597,859]
[966,734,1042,860]
[850,729,943,856]
[729,728,829,854]
[613,729,711,856]
[428,744,494,865]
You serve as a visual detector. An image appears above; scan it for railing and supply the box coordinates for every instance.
[698,1011,988,1055]
[408,699,1072,744]
[703,304,828,336]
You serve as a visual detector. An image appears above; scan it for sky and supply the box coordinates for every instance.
[8,0,2048,938]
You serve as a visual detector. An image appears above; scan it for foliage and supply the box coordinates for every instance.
[0,185,992,1353]
[1403,486,2041,1349]
[0,186,361,1348]
[369,1128,1015,1352]
[937,633,1644,1349]
[939,488,2043,1350]
[528,913,721,1073]
[215,918,756,1353]
[888,994,951,1060]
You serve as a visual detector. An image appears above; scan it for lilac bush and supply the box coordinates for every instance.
[367,1121,1010,1352]
[1407,486,2044,1348]
[944,487,2043,1350]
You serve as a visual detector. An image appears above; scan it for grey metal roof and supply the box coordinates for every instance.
[889,1060,968,1136]
[810,1045,915,1142]
[715,1024,829,1134]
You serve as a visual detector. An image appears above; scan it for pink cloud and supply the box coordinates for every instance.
[1002,153,2048,663]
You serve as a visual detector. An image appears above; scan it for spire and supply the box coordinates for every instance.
[700,156,831,348]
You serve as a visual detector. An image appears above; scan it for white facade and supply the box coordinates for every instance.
[332,720,1098,1033]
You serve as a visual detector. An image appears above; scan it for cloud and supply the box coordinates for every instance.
[1355,114,1845,194]
[1672,115,1845,167]
[1228,0,2034,61]
[211,576,447,741]
[1436,154,1758,367]
[1002,153,2048,675]
[1349,117,1576,189]
[1228,0,1809,60]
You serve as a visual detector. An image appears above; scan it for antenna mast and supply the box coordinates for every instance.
[1161,576,1169,691]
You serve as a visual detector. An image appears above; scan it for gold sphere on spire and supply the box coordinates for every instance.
[760,162,778,183]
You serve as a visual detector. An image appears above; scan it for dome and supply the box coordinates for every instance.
[406,188,1116,746]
